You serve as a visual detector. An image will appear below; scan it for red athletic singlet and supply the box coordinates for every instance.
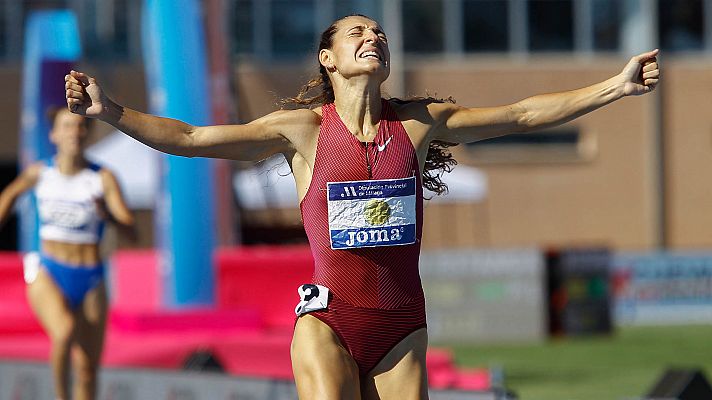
[298,99,427,375]
[300,99,425,309]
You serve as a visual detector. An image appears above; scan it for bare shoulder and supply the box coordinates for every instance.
[26,161,45,174]
[98,167,118,183]
[387,98,460,124]
[276,108,323,144]
[257,107,322,127]
[22,162,45,181]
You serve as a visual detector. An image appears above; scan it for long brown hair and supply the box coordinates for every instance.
[282,15,458,196]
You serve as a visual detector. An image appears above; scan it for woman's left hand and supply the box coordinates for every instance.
[618,49,660,96]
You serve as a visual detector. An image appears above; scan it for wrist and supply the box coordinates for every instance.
[101,98,122,123]
[607,74,628,99]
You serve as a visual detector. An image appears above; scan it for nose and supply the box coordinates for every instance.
[364,28,379,43]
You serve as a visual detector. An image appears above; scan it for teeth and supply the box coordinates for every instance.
[361,51,380,60]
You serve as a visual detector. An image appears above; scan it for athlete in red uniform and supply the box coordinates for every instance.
[300,100,426,376]
[65,14,659,400]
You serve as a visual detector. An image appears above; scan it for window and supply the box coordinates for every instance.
[466,128,593,164]
[271,0,315,56]
[109,0,131,58]
[25,0,69,8]
[592,0,620,51]
[403,0,444,53]
[74,0,137,61]
[463,0,509,52]
[334,0,381,22]
[0,4,7,59]
[659,0,704,51]
[230,0,253,54]
[528,0,574,51]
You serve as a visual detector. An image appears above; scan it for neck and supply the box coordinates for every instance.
[55,153,85,175]
[332,76,383,141]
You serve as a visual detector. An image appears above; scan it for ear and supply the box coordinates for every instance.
[319,49,336,72]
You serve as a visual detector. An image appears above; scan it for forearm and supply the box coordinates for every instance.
[0,192,18,229]
[516,76,625,131]
[101,100,199,157]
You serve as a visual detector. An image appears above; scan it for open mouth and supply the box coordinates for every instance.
[359,50,383,61]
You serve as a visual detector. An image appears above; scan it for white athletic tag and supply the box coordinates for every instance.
[23,252,40,284]
[326,176,417,249]
[294,284,330,316]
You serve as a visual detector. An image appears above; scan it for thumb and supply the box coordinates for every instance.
[634,48,659,63]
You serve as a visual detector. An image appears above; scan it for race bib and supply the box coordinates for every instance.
[23,252,40,284]
[294,284,330,316]
[38,199,94,230]
[327,176,417,250]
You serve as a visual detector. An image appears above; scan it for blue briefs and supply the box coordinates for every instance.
[40,254,105,309]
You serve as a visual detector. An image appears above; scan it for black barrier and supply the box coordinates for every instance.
[646,369,712,400]
[547,248,612,336]
[182,350,226,373]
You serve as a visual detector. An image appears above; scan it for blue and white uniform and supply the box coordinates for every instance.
[36,159,105,244]
[25,159,106,308]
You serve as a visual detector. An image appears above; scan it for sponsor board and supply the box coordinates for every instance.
[420,249,546,342]
[613,252,712,325]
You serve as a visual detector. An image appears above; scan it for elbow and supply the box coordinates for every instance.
[171,125,201,157]
[154,145,199,158]
[183,128,198,157]
[512,100,558,133]
[512,103,535,132]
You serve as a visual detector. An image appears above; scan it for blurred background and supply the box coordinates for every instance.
[0,1,711,400]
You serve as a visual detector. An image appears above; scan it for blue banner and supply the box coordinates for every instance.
[142,0,216,306]
[19,10,81,252]
[614,252,712,325]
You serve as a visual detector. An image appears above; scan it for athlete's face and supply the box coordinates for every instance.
[321,16,390,81]
[50,109,90,156]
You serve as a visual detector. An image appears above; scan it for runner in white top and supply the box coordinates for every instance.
[0,107,135,400]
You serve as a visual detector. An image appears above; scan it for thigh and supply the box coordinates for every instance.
[73,282,108,366]
[291,314,361,400]
[362,328,429,400]
[26,268,75,340]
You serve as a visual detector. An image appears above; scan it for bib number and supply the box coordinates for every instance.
[294,284,330,316]
[327,176,417,250]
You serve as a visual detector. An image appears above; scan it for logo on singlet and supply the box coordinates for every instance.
[377,135,393,152]
[327,176,417,249]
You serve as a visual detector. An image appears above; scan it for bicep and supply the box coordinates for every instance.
[188,111,298,161]
[430,103,526,144]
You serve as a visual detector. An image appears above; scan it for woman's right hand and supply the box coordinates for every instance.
[65,70,108,118]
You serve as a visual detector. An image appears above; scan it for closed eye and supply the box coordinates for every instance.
[347,27,364,36]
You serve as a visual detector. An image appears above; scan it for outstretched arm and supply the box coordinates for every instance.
[65,70,300,160]
[428,49,660,143]
[0,164,41,230]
